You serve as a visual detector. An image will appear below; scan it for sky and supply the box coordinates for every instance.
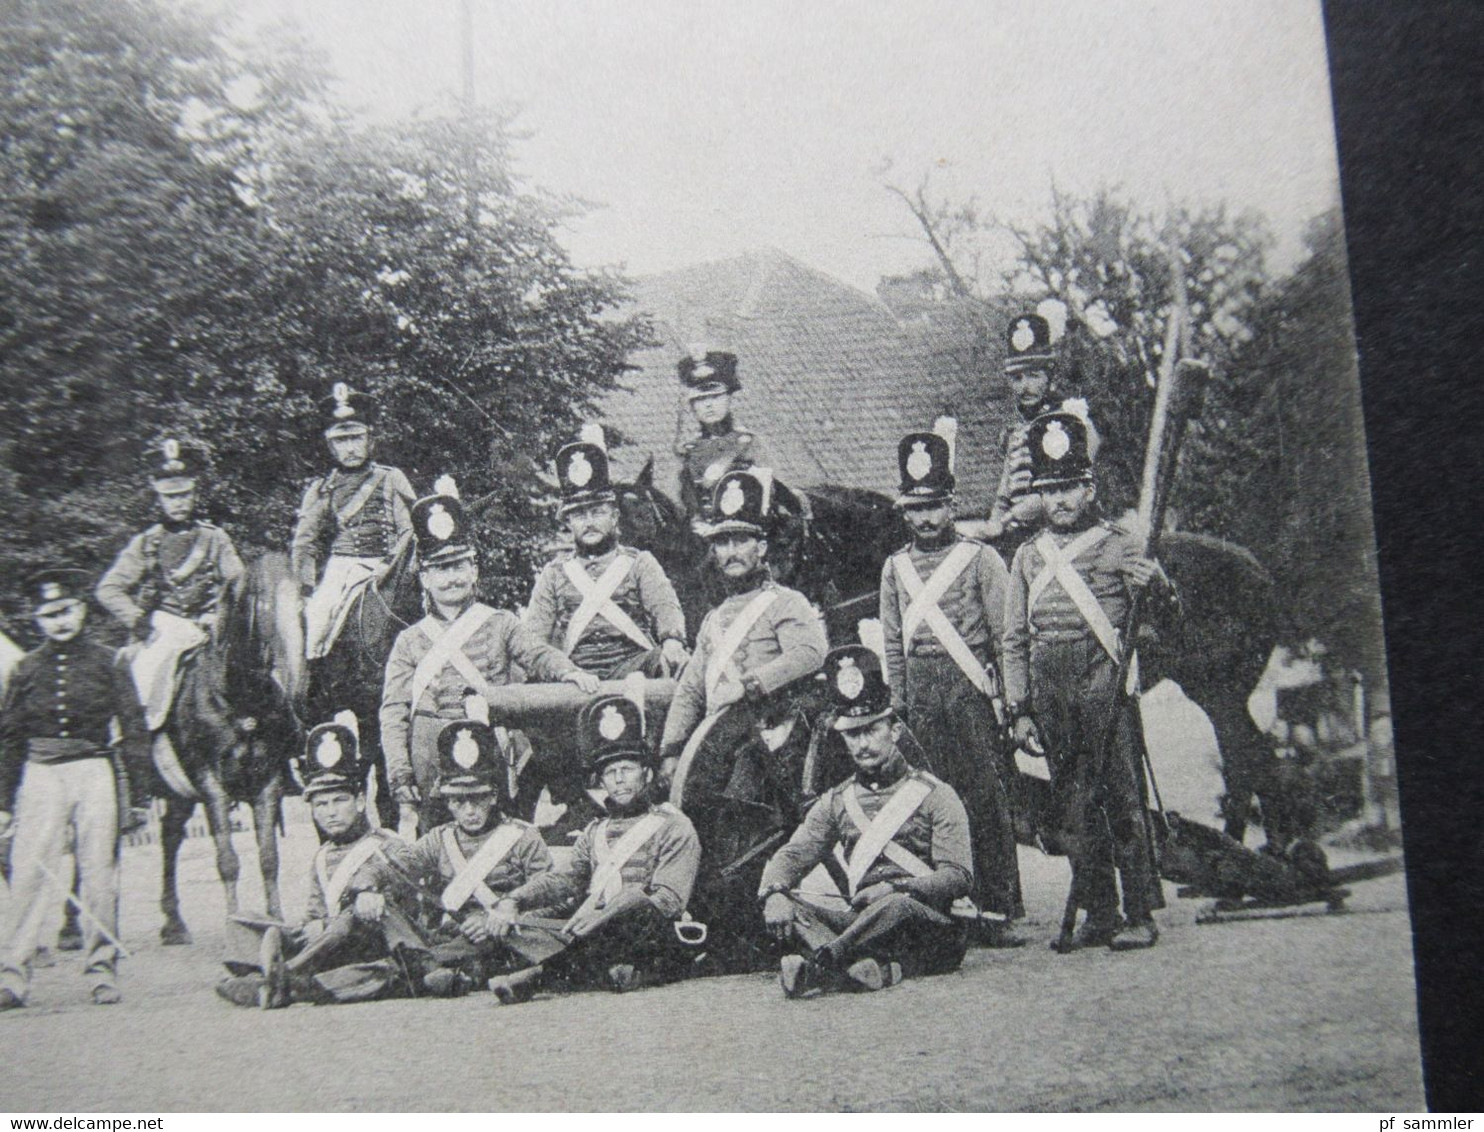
[222,0,1343,293]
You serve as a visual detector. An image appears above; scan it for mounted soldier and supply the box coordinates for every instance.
[484,691,705,1002]
[96,439,244,734]
[985,312,1101,550]
[378,479,599,833]
[215,715,438,1009]
[657,468,828,784]
[1002,411,1174,952]
[674,350,775,523]
[759,645,974,998]
[525,425,689,680]
[403,696,555,995]
[879,418,1024,944]
[291,383,415,661]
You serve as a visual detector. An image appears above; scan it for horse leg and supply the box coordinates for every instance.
[160,796,194,945]
[199,770,242,916]
[1195,683,1281,847]
[252,772,284,921]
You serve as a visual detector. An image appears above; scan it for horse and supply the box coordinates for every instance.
[154,552,304,944]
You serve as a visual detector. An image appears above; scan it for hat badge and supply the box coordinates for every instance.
[719,478,745,516]
[161,438,185,474]
[693,361,715,380]
[315,731,343,769]
[331,382,355,419]
[906,441,932,481]
[451,728,480,769]
[1012,319,1035,353]
[598,704,626,741]
[41,582,62,601]
[568,450,593,488]
[427,503,455,541]
[1042,421,1071,460]
[836,657,865,700]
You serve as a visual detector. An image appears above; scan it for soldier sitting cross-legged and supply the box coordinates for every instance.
[759,645,974,998]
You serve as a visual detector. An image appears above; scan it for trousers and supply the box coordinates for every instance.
[304,556,382,660]
[790,891,967,978]
[130,610,207,730]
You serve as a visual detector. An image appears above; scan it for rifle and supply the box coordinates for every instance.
[1054,236,1209,952]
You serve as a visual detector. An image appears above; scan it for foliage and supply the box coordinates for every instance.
[0,0,652,634]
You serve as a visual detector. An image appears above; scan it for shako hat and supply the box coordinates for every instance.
[823,644,894,731]
[1028,411,1095,488]
[1004,312,1056,373]
[706,467,774,539]
[27,567,91,616]
[436,695,503,797]
[555,424,616,515]
[147,438,204,494]
[303,710,365,797]
[412,476,474,566]
[579,692,650,772]
[677,348,740,400]
[896,416,958,507]
[320,382,378,438]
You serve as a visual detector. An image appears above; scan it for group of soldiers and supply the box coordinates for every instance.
[0,308,1177,1010]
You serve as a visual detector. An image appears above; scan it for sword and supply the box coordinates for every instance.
[0,825,132,959]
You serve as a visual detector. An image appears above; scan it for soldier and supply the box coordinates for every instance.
[1001,412,1174,951]
[215,715,438,1008]
[379,479,599,832]
[0,569,148,1010]
[657,468,828,782]
[96,440,244,731]
[291,383,416,660]
[402,697,555,994]
[985,312,1100,548]
[759,645,974,997]
[484,693,705,1002]
[525,425,689,679]
[879,418,1025,942]
[675,350,774,522]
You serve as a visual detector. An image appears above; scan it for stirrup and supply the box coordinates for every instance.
[673,912,708,946]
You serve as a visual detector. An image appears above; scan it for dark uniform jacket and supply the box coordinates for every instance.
[290,463,415,586]
[96,520,243,627]
[677,427,773,518]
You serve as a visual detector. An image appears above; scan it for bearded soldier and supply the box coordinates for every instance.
[484,692,705,1002]
[879,418,1024,942]
[291,383,415,660]
[985,313,1100,549]
[525,426,688,679]
[379,480,599,832]
[675,350,775,522]
[1002,411,1174,951]
[657,469,828,783]
[402,697,554,995]
[759,645,974,997]
[96,440,244,732]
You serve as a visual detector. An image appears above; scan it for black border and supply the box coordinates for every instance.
[1325,0,1484,1112]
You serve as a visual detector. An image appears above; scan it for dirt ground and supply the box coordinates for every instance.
[0,801,1424,1112]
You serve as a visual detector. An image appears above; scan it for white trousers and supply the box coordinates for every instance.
[304,556,381,659]
[130,610,207,730]
[2,759,120,999]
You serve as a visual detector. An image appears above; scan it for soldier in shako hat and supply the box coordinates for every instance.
[485,691,704,1002]
[1002,410,1176,952]
[879,418,1025,942]
[400,696,554,995]
[524,425,688,680]
[96,439,244,733]
[674,348,775,522]
[291,383,415,660]
[657,468,827,783]
[215,712,435,1009]
[758,644,975,998]
[0,569,148,1010]
[380,477,600,834]
[985,311,1101,548]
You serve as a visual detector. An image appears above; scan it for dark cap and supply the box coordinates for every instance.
[320,382,378,438]
[579,693,650,772]
[27,568,91,615]
[147,438,204,493]
[1028,411,1094,488]
[436,719,501,798]
[823,644,894,731]
[678,350,740,399]
[896,417,957,506]
[412,477,474,566]
[1004,312,1056,373]
[303,712,365,797]
[705,468,774,539]
[556,425,616,516]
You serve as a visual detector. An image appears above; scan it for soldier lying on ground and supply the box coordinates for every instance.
[483,693,706,1003]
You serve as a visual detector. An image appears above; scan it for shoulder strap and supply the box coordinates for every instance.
[440,823,524,912]
[704,589,779,703]
[322,834,385,910]
[560,555,653,654]
[335,467,386,528]
[1029,529,1122,662]
[838,778,933,896]
[409,604,498,709]
[892,544,994,695]
[568,811,668,923]
[164,527,213,586]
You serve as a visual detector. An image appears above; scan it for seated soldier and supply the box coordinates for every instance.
[484,693,705,1003]
[759,645,974,998]
[403,697,554,995]
[524,425,689,680]
[215,714,435,1009]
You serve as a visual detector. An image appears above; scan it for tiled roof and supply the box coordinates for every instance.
[599,248,1016,509]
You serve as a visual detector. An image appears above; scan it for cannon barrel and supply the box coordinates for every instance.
[481,677,675,736]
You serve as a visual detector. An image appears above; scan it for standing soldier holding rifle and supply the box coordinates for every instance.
[1001,412,1176,951]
